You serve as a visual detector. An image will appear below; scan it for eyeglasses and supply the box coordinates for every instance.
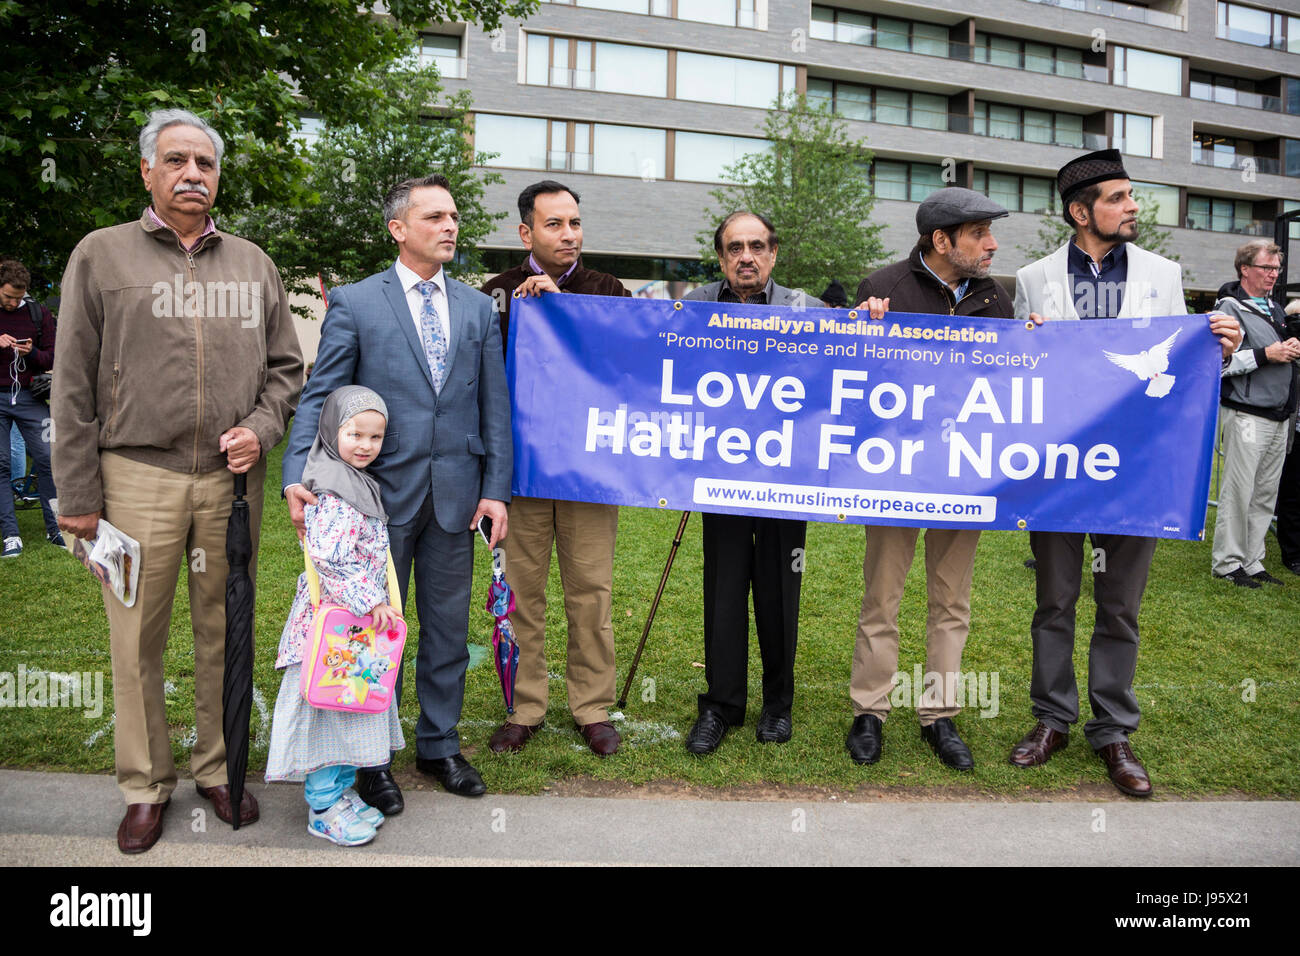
[1248,264,1282,273]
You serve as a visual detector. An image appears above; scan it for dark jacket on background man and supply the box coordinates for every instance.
[0,299,55,389]
[1217,279,1298,422]
[481,256,631,354]
[855,245,1014,318]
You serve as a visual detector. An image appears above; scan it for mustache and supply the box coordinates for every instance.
[173,182,210,196]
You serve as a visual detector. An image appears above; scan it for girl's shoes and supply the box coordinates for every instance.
[342,787,385,828]
[308,797,377,846]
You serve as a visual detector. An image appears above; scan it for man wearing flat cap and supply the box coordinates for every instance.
[845,187,1014,771]
[1009,149,1241,797]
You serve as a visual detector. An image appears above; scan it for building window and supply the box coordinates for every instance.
[475,114,549,169]
[972,170,1058,214]
[811,6,952,57]
[1114,113,1154,158]
[673,131,770,182]
[1217,2,1296,50]
[293,114,325,149]
[1130,182,1180,226]
[594,41,666,96]
[808,79,948,130]
[1186,194,1257,233]
[593,124,666,178]
[406,34,466,79]
[1113,46,1182,95]
[873,161,944,202]
[972,103,1087,149]
[676,52,781,109]
[973,32,1090,79]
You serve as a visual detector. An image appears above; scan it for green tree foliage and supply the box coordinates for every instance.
[1,0,535,289]
[697,92,889,298]
[229,67,505,316]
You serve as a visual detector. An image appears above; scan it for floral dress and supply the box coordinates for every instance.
[266,493,404,781]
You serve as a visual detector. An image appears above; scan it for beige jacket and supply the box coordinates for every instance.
[53,209,304,514]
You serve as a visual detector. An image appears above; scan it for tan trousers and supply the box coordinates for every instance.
[100,452,265,804]
[850,525,980,724]
[503,496,617,727]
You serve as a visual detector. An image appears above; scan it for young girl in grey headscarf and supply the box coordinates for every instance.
[265,386,403,847]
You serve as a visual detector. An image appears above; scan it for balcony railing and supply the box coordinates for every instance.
[1216,24,1291,51]
[1023,0,1184,31]
[1184,216,1274,236]
[1191,150,1282,176]
[1190,83,1284,113]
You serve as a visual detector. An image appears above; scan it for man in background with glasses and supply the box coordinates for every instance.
[1212,240,1299,588]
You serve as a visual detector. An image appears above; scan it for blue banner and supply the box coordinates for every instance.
[505,293,1221,540]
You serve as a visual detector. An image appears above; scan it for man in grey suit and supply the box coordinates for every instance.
[284,174,511,810]
[682,211,807,755]
[1009,150,1240,797]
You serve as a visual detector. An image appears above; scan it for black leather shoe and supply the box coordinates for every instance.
[1284,560,1300,577]
[355,768,404,816]
[755,710,792,743]
[1250,570,1284,586]
[684,710,729,755]
[1216,568,1261,588]
[415,754,486,797]
[846,714,883,765]
[920,718,974,771]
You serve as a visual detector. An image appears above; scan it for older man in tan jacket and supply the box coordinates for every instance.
[53,109,303,853]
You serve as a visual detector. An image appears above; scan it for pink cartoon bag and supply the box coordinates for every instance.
[300,548,406,714]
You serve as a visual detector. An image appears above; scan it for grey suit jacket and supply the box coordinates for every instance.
[284,264,512,532]
[1013,241,1187,322]
[686,280,807,308]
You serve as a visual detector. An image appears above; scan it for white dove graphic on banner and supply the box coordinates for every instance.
[1103,328,1182,398]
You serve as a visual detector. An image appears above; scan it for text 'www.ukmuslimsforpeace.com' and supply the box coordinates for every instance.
[692,479,997,521]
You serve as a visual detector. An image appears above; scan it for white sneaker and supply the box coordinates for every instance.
[307,797,377,846]
[2,536,22,558]
[342,787,384,828]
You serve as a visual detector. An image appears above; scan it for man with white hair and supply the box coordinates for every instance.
[53,108,303,853]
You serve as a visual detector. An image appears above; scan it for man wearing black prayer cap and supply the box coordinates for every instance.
[1008,149,1241,798]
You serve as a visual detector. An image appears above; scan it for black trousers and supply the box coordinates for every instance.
[699,512,806,724]
[1028,531,1156,749]
[1275,433,1300,567]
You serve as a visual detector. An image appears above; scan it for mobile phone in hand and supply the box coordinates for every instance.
[476,514,493,547]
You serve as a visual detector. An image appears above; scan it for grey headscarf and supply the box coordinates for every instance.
[301,385,390,522]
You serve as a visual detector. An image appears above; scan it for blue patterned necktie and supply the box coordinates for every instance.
[416,279,447,392]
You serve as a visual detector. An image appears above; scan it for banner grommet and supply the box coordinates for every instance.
[658,498,668,507]
[837,514,846,521]
[673,301,683,310]
[848,310,858,320]
[1017,519,1027,529]
[1024,321,1035,330]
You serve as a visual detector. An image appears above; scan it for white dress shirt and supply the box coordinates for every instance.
[395,258,450,347]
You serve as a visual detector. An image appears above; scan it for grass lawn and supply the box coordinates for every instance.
[2,437,1296,798]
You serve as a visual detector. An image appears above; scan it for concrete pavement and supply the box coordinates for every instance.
[1,769,1297,866]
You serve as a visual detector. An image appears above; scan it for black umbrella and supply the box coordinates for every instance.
[221,472,254,829]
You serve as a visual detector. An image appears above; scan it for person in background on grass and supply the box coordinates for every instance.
[1,258,59,558]
[1211,240,1298,589]
[266,386,404,847]
[52,108,303,853]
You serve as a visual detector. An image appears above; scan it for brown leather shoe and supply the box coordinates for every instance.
[489,720,542,753]
[196,782,260,825]
[578,720,621,757]
[117,800,168,854]
[1097,740,1153,798]
[1009,721,1068,767]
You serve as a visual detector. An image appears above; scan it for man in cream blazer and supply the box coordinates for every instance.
[1008,149,1241,798]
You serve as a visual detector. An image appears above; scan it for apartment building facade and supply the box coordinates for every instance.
[418,0,1300,304]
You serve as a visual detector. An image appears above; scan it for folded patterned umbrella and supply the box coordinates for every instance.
[221,472,254,829]
[485,570,519,714]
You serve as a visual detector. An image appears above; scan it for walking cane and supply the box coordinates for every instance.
[617,510,691,709]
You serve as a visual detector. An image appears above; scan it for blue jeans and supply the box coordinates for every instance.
[9,424,24,484]
[304,764,357,811]
[0,388,57,538]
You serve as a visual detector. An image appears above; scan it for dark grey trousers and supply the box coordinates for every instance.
[1028,531,1157,749]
